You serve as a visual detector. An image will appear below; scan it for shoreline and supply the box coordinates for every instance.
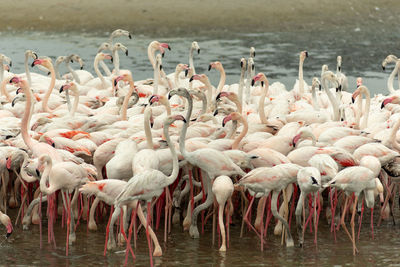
[1,0,399,36]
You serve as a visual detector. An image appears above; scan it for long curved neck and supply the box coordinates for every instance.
[54,62,62,80]
[202,79,214,112]
[388,63,399,94]
[321,76,339,121]
[354,95,362,129]
[70,89,80,117]
[232,117,248,149]
[245,60,252,105]
[144,107,154,149]
[238,67,246,109]
[258,82,269,124]
[25,54,32,86]
[94,56,106,89]
[360,87,370,130]
[189,48,196,75]
[390,118,400,151]
[299,59,304,97]
[179,95,193,158]
[0,78,12,102]
[147,45,156,69]
[100,61,112,76]
[153,63,160,95]
[0,59,4,83]
[163,123,179,185]
[216,67,226,94]
[20,155,38,183]
[311,84,320,111]
[39,158,53,195]
[21,84,34,150]
[66,61,81,84]
[113,48,120,76]
[162,100,171,116]
[42,64,56,113]
[232,97,243,114]
[200,95,207,116]
[174,69,182,89]
[120,80,135,120]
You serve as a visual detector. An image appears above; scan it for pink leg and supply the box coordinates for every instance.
[370,208,374,239]
[39,193,42,249]
[260,196,267,251]
[103,205,114,256]
[146,202,154,267]
[357,202,364,240]
[124,209,137,265]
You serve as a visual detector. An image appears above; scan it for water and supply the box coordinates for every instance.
[0,29,399,95]
[1,28,400,266]
[2,208,400,266]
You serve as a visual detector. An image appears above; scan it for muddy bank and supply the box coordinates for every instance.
[1,0,399,36]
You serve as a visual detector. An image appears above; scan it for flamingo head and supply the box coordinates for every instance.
[31,58,52,69]
[311,77,321,90]
[240,58,246,69]
[251,73,266,86]
[356,77,363,88]
[110,29,132,40]
[114,43,129,56]
[25,50,38,59]
[59,82,75,93]
[166,114,186,126]
[41,136,55,147]
[381,96,400,109]
[149,94,161,105]
[208,61,222,71]
[292,133,301,147]
[55,56,67,65]
[351,87,361,104]
[300,51,308,60]
[222,112,241,127]
[192,41,200,54]
[250,47,256,58]
[158,42,171,57]
[176,63,189,73]
[337,55,342,71]
[98,42,112,53]
[216,91,236,102]
[189,74,208,83]
[5,219,12,238]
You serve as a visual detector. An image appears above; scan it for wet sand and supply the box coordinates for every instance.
[1,0,399,35]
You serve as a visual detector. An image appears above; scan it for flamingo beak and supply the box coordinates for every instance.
[125,50,129,56]
[381,97,393,109]
[197,48,200,54]
[31,59,42,67]
[382,65,385,71]
[6,222,12,238]
[305,51,309,58]
[208,64,212,71]
[128,33,132,39]
[251,79,255,86]
[174,115,186,123]
[32,52,38,59]
[6,157,11,170]
[222,114,233,127]
[292,134,301,147]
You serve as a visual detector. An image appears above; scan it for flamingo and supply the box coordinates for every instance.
[0,210,12,238]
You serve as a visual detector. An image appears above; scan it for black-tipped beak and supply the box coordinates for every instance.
[114,79,118,87]
[305,51,308,58]
[31,62,35,67]
[253,51,256,58]
[47,72,51,76]
[261,81,264,87]
[9,61,12,67]
[11,98,17,107]
[319,84,322,91]
[189,76,194,82]
[125,50,129,56]
[149,95,155,105]
[6,232,12,238]
[216,92,222,101]
[190,118,197,122]
[168,93,172,100]
[336,85,342,92]
[15,88,20,95]
[167,45,171,51]
[382,65,385,71]
[251,79,255,86]
[129,33,132,39]
[160,65,163,71]
[240,61,243,68]
[222,121,226,127]
[381,102,385,109]
[197,49,200,54]
[80,66,83,70]
[51,143,55,148]
[110,56,113,63]
[208,64,212,71]
[59,86,64,93]
[185,69,189,77]
[150,122,154,128]
[352,97,355,104]
[213,109,218,116]
[36,169,41,177]
[33,52,38,59]
[311,176,318,185]
[338,66,341,72]
[251,64,255,71]
[162,52,165,58]
[292,141,296,148]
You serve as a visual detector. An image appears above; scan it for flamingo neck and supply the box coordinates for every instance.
[311,84,320,111]
[20,155,38,183]
[388,62,400,94]
[299,59,304,97]
[70,89,80,117]
[232,97,243,114]
[120,80,135,121]
[100,61,112,76]
[179,94,193,158]
[258,81,269,124]
[216,67,226,94]
[321,76,339,121]
[189,48,196,75]
[238,67,246,110]
[245,60,252,105]
[39,157,53,195]
[25,54,32,86]
[94,56,106,89]
[113,48,120,76]
[21,84,34,150]
[66,61,81,84]
[390,118,400,151]
[174,69,182,89]
[163,122,179,185]
[42,65,56,113]
[360,88,370,130]
[0,78,12,103]
[144,107,154,149]
[54,61,62,80]
[232,117,248,149]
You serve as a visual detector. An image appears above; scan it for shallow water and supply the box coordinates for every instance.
[0,29,399,95]
[1,29,400,266]
[2,205,400,267]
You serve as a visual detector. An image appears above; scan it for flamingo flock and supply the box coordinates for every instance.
[0,29,400,265]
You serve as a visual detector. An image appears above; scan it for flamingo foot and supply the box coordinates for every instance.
[153,245,162,257]
[32,212,40,225]
[286,236,294,247]
[172,211,180,224]
[118,232,126,245]
[274,221,283,236]
[219,245,227,252]
[189,225,199,238]
[22,215,30,230]
[9,196,18,208]
[183,216,191,231]
[88,220,97,231]
[107,238,117,250]
[69,232,76,244]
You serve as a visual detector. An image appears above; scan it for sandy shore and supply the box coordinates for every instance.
[0,0,399,35]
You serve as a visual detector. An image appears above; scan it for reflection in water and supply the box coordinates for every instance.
[1,208,400,266]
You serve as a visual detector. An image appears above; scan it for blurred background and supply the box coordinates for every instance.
[1,0,400,93]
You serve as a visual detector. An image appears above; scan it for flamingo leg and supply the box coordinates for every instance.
[295,192,305,247]
[350,195,359,255]
[271,190,294,247]
[88,197,100,231]
[146,201,154,267]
